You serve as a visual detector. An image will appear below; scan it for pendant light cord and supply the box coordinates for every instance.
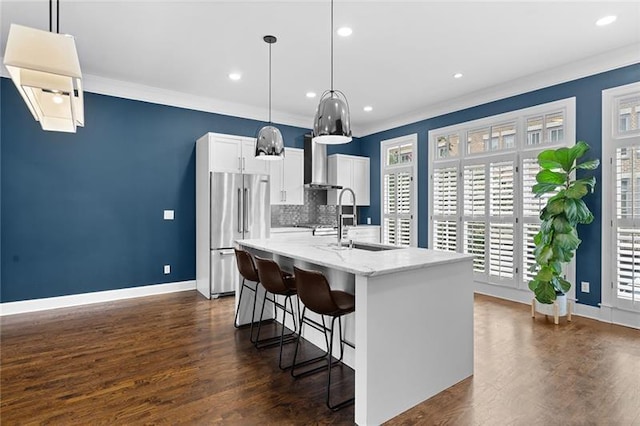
[330,0,334,93]
[49,0,60,33]
[268,41,272,123]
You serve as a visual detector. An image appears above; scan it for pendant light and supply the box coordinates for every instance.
[255,35,285,160]
[3,0,84,133]
[312,0,352,145]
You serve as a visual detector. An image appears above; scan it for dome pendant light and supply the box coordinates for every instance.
[312,0,352,145]
[3,0,84,133]
[255,35,285,160]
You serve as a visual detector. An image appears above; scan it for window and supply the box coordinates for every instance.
[381,134,418,247]
[429,98,575,290]
[603,83,640,316]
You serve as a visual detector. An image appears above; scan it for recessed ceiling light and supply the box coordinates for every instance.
[363,106,373,112]
[228,72,241,81]
[454,73,463,79]
[596,15,617,26]
[337,27,353,37]
[306,92,317,98]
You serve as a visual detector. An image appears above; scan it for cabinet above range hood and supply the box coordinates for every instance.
[304,135,342,190]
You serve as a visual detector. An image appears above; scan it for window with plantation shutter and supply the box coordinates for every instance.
[603,84,640,318]
[381,135,417,247]
[429,98,575,292]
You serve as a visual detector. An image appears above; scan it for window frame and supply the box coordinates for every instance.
[380,134,418,247]
[602,82,640,316]
[428,98,576,292]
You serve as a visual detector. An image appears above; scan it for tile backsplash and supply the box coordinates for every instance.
[271,190,337,227]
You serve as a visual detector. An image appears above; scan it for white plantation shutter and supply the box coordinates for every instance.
[616,228,640,304]
[464,221,485,272]
[464,165,485,216]
[613,146,640,309]
[432,165,458,252]
[522,223,540,282]
[383,170,414,246]
[488,159,516,283]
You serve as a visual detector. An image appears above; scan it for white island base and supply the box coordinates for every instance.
[237,237,474,425]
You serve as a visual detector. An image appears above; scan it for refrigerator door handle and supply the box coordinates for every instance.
[244,188,249,232]
[237,188,243,233]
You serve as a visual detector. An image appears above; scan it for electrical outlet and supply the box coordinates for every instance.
[164,265,171,274]
[163,210,174,220]
[581,281,589,293]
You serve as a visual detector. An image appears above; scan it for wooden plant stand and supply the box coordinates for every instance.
[531,298,572,325]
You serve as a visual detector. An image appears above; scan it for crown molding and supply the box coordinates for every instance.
[358,43,640,137]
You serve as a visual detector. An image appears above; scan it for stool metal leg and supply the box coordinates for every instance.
[326,315,354,410]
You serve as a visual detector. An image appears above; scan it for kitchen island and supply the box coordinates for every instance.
[236,235,474,425]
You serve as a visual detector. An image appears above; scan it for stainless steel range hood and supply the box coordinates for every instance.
[304,135,342,190]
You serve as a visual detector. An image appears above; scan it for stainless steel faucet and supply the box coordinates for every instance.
[337,187,356,248]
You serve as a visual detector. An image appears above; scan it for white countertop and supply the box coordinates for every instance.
[237,235,472,277]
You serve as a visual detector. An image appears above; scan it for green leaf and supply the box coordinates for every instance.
[540,219,553,234]
[552,216,572,233]
[554,276,572,294]
[565,182,588,199]
[547,198,565,215]
[528,279,539,292]
[534,281,557,304]
[573,199,592,223]
[536,266,555,281]
[583,211,594,225]
[564,198,579,223]
[576,159,600,170]
[535,245,553,265]
[576,176,596,192]
[533,231,542,246]
[569,141,590,162]
[533,183,561,197]
[536,170,567,185]
[554,232,581,251]
[554,147,573,172]
[537,150,564,170]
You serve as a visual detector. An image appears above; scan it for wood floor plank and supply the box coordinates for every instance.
[1,292,639,425]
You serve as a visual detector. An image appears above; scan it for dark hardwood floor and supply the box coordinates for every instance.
[1,291,639,425]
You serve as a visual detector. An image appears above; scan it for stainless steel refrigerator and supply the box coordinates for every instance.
[199,172,270,298]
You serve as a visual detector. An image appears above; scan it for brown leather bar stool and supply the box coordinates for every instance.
[291,266,355,411]
[253,256,300,370]
[233,248,261,343]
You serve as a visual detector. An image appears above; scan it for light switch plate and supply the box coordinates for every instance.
[581,281,589,293]
[163,210,174,220]
[164,265,171,274]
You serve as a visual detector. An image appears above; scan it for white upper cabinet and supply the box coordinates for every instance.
[241,137,270,175]
[270,147,304,205]
[327,154,370,206]
[203,132,269,175]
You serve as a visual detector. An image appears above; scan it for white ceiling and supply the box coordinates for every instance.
[2,1,639,136]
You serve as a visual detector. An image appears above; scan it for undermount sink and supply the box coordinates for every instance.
[328,242,399,252]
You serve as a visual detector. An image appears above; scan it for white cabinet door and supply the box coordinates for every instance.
[327,154,370,206]
[282,148,304,205]
[352,156,370,206]
[210,134,243,173]
[242,137,270,175]
[269,156,284,204]
[269,148,304,205]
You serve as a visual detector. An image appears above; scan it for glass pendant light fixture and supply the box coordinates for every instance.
[3,0,84,133]
[312,0,352,145]
[255,35,285,160]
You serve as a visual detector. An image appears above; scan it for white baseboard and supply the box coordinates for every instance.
[475,282,639,330]
[0,281,196,316]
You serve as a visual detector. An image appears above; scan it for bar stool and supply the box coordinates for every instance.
[291,266,355,411]
[253,256,300,370]
[233,248,260,343]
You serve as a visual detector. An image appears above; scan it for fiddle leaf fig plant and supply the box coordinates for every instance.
[528,141,599,304]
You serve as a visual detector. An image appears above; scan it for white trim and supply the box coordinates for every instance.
[362,44,639,136]
[0,280,196,316]
[475,285,639,330]
[4,45,637,138]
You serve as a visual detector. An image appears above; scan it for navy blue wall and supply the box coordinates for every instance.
[0,77,361,302]
[359,64,640,307]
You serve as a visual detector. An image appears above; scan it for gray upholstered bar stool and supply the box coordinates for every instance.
[253,256,300,370]
[291,265,355,411]
[233,248,260,343]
